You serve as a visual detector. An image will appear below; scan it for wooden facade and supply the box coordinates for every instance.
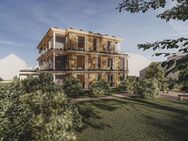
[37,27,128,89]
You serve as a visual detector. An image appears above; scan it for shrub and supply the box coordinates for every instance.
[63,76,83,96]
[22,75,38,93]
[0,75,83,141]
[118,76,138,93]
[90,79,111,96]
[138,78,160,99]
[21,72,63,93]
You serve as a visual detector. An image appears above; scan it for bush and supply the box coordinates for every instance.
[118,76,138,93]
[0,75,83,141]
[21,72,63,93]
[63,76,83,96]
[90,79,111,96]
[137,78,160,99]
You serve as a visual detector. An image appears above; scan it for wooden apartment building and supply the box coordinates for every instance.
[37,27,128,89]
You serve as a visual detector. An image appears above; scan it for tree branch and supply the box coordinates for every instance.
[117,0,188,21]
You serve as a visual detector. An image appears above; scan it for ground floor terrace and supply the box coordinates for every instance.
[19,70,128,89]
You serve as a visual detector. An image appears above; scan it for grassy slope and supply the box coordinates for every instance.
[0,83,8,88]
[77,98,188,141]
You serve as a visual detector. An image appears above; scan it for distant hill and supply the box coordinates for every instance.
[0,54,28,80]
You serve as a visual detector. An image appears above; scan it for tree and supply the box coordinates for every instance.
[137,78,160,99]
[117,0,188,72]
[144,62,168,91]
[0,74,83,141]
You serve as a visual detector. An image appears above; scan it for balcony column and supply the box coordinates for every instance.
[53,74,55,82]
[85,36,87,51]
[53,32,55,49]
[53,53,55,70]
[124,58,127,71]
[85,73,89,89]
[85,55,88,70]
[52,32,56,70]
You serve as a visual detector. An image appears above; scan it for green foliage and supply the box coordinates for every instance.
[117,0,188,74]
[63,76,83,96]
[90,79,111,96]
[21,75,39,93]
[21,72,62,93]
[178,69,188,92]
[117,0,188,21]
[137,78,160,99]
[144,62,168,91]
[0,73,83,141]
[119,76,138,93]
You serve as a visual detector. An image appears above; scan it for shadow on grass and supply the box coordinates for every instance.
[122,97,188,116]
[77,100,121,131]
[122,97,188,140]
[77,97,188,140]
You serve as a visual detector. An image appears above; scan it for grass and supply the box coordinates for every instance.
[77,97,188,141]
[0,82,9,88]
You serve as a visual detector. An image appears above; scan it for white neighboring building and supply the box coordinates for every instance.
[128,53,151,77]
[0,54,28,80]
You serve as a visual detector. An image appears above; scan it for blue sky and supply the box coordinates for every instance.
[0,0,187,67]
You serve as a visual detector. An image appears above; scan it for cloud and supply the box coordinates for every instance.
[0,40,24,47]
[168,21,188,35]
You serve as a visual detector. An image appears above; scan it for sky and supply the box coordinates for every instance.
[0,0,187,67]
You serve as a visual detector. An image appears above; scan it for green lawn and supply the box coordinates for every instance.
[77,97,188,141]
[0,82,9,88]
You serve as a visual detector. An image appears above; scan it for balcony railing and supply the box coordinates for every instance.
[66,68,127,72]
[38,47,127,57]
[39,63,53,70]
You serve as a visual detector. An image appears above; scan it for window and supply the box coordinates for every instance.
[108,58,113,69]
[56,36,66,43]
[77,55,85,69]
[55,36,66,49]
[77,75,85,88]
[97,74,101,80]
[55,75,65,83]
[120,58,125,70]
[108,74,114,87]
[107,41,111,52]
[98,57,101,69]
[93,38,97,51]
[119,73,125,81]
[55,56,67,70]
[78,36,85,48]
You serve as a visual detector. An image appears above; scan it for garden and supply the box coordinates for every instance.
[0,62,188,141]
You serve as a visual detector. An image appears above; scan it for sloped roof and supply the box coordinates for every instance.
[0,54,27,80]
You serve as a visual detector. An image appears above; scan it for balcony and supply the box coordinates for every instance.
[39,63,53,70]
